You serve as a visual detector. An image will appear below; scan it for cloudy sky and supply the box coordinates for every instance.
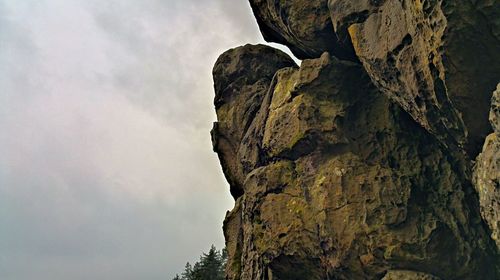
[0,1,294,279]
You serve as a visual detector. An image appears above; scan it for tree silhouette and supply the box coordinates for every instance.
[173,245,226,280]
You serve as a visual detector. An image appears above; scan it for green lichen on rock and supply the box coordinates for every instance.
[212,2,500,279]
[473,84,500,250]
[213,45,498,279]
[329,0,500,156]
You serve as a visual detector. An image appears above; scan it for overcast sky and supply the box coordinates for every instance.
[0,1,294,279]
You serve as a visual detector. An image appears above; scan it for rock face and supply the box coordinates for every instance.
[211,2,500,279]
[248,0,356,61]
[329,0,500,156]
[212,44,297,198]
[248,0,499,155]
[382,270,441,280]
[473,84,500,250]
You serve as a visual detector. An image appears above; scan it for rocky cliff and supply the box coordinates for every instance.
[211,1,500,279]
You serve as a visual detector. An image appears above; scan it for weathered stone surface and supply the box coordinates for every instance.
[491,84,500,135]
[440,0,500,155]
[382,270,441,280]
[212,46,499,279]
[211,2,500,278]
[248,0,356,61]
[249,0,499,155]
[473,84,500,250]
[328,0,500,156]
[211,44,296,198]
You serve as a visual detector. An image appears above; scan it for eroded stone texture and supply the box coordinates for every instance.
[248,0,356,61]
[328,0,500,156]
[248,0,499,155]
[382,270,441,280]
[490,84,500,134]
[440,0,500,155]
[473,84,500,250]
[212,46,499,279]
[211,44,297,198]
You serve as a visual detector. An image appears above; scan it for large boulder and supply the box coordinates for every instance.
[212,47,499,279]
[211,1,500,278]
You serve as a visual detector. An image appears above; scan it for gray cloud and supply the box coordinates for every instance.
[0,0,298,279]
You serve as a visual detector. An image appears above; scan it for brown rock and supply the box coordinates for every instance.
[248,0,356,60]
[249,1,499,155]
[473,84,500,250]
[328,0,500,156]
[382,270,441,280]
[440,0,500,155]
[212,44,297,198]
[213,50,499,279]
[491,84,500,135]
[211,2,500,278]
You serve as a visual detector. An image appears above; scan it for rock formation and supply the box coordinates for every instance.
[211,1,500,279]
[330,0,500,156]
[473,84,500,250]
[248,0,356,61]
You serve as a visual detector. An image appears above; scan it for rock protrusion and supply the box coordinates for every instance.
[249,0,499,156]
[328,0,500,156]
[212,44,297,198]
[248,0,357,61]
[473,84,500,250]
